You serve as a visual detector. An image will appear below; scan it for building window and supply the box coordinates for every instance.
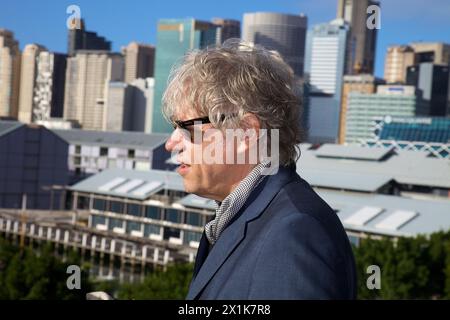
[144,206,160,220]
[100,147,108,156]
[165,209,181,223]
[126,221,141,234]
[93,198,106,211]
[74,156,81,165]
[183,231,202,244]
[186,212,202,226]
[77,196,89,210]
[128,149,135,158]
[110,200,124,214]
[144,224,160,236]
[127,203,142,217]
[92,215,106,227]
[75,145,81,154]
[108,218,124,230]
[163,227,180,240]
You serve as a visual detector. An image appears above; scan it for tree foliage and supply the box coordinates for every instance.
[0,238,93,300]
[353,231,450,299]
[117,263,193,299]
[2,230,450,300]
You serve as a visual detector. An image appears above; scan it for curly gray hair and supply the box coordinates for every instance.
[162,38,303,166]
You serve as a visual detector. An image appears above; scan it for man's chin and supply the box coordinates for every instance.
[183,181,206,198]
[182,179,195,193]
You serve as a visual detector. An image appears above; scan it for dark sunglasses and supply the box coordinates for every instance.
[172,114,237,130]
[173,116,211,130]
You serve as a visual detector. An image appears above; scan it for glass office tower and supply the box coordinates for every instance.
[152,19,218,133]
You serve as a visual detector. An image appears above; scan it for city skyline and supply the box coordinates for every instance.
[1,0,450,78]
[1,0,450,301]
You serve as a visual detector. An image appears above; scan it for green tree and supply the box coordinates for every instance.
[118,263,193,299]
[354,233,450,299]
[0,239,93,300]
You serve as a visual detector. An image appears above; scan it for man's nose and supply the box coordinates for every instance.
[165,129,184,152]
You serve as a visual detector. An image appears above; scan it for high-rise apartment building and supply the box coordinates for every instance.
[33,52,68,120]
[336,0,379,74]
[409,42,450,65]
[18,46,67,123]
[104,78,155,133]
[406,63,450,117]
[18,44,47,123]
[384,45,416,84]
[304,19,349,143]
[339,74,381,144]
[67,18,111,56]
[63,50,124,130]
[212,18,241,45]
[0,29,21,118]
[122,42,155,83]
[384,42,450,84]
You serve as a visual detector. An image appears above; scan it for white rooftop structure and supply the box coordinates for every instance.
[297,144,450,190]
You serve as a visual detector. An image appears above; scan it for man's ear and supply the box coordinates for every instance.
[240,113,261,153]
[241,113,260,134]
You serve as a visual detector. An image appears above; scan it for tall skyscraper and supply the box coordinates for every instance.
[63,50,124,130]
[33,52,68,121]
[105,82,133,132]
[212,18,241,44]
[337,0,379,74]
[242,12,307,77]
[152,18,218,133]
[339,74,381,144]
[18,44,47,123]
[0,29,21,118]
[105,78,154,132]
[409,42,450,65]
[131,77,155,133]
[407,63,450,117]
[304,19,349,144]
[67,18,111,56]
[384,45,416,84]
[122,42,155,83]
[384,42,450,85]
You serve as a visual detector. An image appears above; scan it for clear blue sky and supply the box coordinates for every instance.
[1,0,450,77]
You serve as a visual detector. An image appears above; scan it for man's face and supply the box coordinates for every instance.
[165,110,254,202]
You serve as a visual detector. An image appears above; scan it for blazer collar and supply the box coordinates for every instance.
[187,166,299,299]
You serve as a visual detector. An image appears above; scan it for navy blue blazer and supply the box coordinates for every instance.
[187,166,357,300]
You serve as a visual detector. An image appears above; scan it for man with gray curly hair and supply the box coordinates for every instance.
[164,39,356,299]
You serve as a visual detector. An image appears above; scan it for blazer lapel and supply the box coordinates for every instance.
[187,166,298,300]
[192,231,209,278]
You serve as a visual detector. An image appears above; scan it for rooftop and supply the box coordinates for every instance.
[317,188,450,238]
[0,121,24,138]
[70,168,450,238]
[70,168,184,200]
[297,144,450,189]
[53,128,169,150]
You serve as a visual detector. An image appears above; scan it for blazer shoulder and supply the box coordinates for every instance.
[270,175,339,225]
[248,212,352,299]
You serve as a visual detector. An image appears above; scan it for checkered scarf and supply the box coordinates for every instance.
[204,161,272,245]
